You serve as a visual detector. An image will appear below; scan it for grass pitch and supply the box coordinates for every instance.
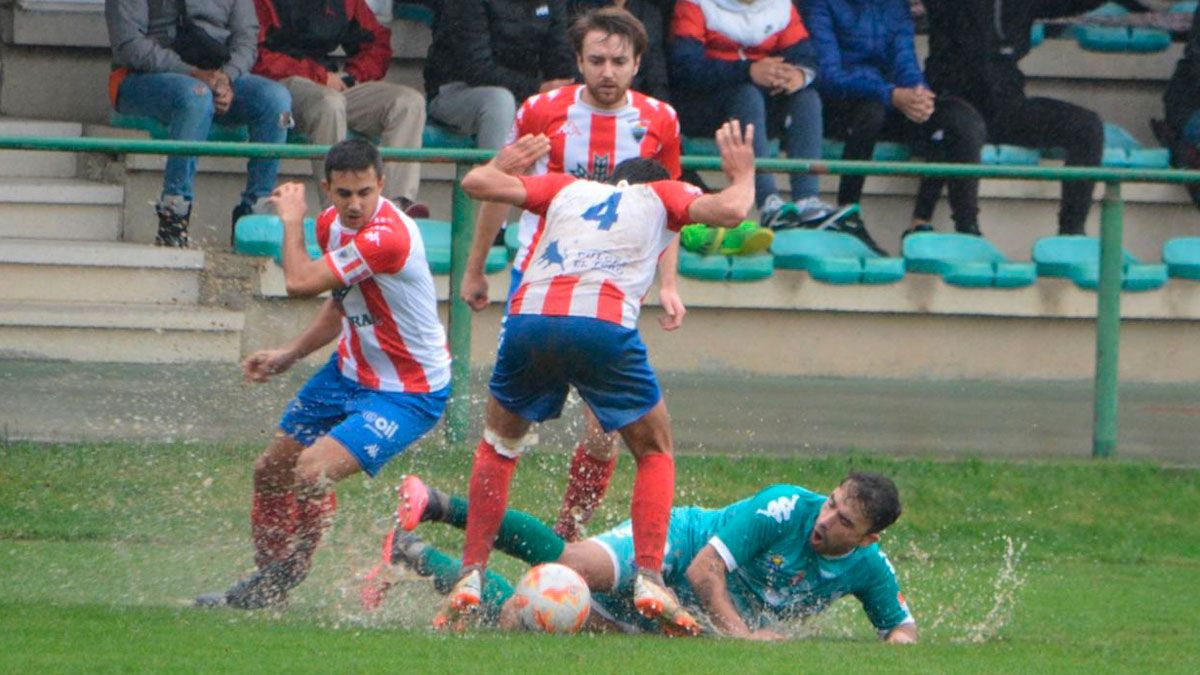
[1,440,1198,673]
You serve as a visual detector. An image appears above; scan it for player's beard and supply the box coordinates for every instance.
[588,80,625,108]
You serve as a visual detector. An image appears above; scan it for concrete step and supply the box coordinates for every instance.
[0,177,124,240]
[0,238,205,304]
[0,117,83,178]
[0,300,244,363]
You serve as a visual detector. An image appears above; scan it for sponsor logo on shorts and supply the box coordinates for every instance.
[756,494,800,523]
[362,411,399,439]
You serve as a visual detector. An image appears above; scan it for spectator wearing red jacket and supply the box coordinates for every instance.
[252,0,428,215]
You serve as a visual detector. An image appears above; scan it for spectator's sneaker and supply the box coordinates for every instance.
[955,222,983,237]
[432,567,482,631]
[633,569,701,637]
[155,201,191,248]
[901,223,935,241]
[791,196,841,227]
[761,202,803,231]
[395,197,431,219]
[810,203,861,231]
[834,214,889,257]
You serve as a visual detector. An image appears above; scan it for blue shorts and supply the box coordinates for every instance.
[488,315,661,432]
[279,354,448,477]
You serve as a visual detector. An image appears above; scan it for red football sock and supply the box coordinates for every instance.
[290,490,337,572]
[462,439,518,569]
[251,490,296,569]
[631,452,674,573]
[554,443,617,541]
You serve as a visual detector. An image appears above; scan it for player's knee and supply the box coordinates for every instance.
[583,433,619,461]
[484,426,533,459]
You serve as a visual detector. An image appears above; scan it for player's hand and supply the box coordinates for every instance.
[749,56,786,89]
[746,629,787,641]
[242,348,297,383]
[715,119,755,182]
[460,270,490,311]
[657,285,686,331]
[325,72,348,92]
[539,78,575,93]
[270,182,308,225]
[491,134,551,175]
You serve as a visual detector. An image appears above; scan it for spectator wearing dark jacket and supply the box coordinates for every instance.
[1161,2,1200,178]
[106,0,291,247]
[669,0,848,240]
[806,0,987,242]
[568,0,670,101]
[424,0,577,149]
[251,0,428,214]
[923,0,1113,235]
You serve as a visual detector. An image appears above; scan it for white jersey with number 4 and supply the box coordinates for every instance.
[509,173,701,329]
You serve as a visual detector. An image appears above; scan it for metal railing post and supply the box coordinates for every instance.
[1092,181,1124,458]
[445,162,476,443]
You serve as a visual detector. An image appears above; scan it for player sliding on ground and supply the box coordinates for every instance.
[363,472,917,642]
[437,120,756,634]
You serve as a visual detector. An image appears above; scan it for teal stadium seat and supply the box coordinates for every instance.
[982,144,1042,166]
[232,214,507,274]
[1162,237,1200,280]
[1032,235,1167,291]
[415,219,508,274]
[683,136,780,157]
[394,2,435,27]
[1030,22,1046,48]
[1073,3,1171,52]
[504,223,521,259]
[109,110,250,142]
[678,251,774,281]
[422,123,476,149]
[770,229,904,284]
[902,232,1036,288]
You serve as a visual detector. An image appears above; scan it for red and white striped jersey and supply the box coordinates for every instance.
[509,173,701,329]
[317,198,451,393]
[672,0,809,62]
[507,84,682,273]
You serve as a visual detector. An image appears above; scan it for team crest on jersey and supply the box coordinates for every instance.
[767,554,785,573]
[630,120,648,142]
[538,240,566,271]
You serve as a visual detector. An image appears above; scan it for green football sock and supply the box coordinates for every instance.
[447,495,566,564]
[420,545,513,617]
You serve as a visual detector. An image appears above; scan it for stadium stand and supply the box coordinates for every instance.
[1032,235,1168,290]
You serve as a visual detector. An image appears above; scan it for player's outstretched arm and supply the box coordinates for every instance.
[460,201,510,311]
[271,182,342,296]
[686,544,784,641]
[683,121,756,228]
[460,134,551,205]
[242,298,342,383]
[656,238,686,331]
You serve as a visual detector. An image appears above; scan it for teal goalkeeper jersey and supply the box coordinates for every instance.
[665,484,913,633]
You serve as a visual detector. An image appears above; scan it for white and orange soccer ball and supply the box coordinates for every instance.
[512,563,592,634]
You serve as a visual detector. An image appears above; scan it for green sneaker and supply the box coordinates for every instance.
[679,221,774,256]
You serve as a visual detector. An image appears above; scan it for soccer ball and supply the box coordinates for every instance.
[512,563,592,634]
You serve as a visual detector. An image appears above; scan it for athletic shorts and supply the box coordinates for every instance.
[279,354,448,477]
[488,314,661,432]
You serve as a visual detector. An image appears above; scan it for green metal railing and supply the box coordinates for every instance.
[4,135,1200,456]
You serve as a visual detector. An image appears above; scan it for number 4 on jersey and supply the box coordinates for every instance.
[581,193,622,231]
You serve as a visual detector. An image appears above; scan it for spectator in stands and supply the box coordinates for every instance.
[923,0,1136,236]
[250,0,430,217]
[805,0,988,242]
[669,0,860,249]
[568,0,671,101]
[1158,1,1200,208]
[106,0,291,247]
[423,0,577,150]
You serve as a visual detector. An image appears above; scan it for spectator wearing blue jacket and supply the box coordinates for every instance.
[805,0,988,244]
[670,0,855,237]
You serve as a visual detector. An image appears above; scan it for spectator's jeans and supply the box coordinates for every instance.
[283,77,425,201]
[676,82,823,206]
[1183,110,1200,148]
[985,97,1103,235]
[825,95,986,230]
[117,72,292,209]
[428,82,517,150]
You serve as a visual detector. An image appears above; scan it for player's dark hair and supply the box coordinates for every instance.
[569,6,649,60]
[841,472,902,534]
[324,138,383,182]
[609,158,670,185]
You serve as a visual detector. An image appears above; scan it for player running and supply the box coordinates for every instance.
[458,7,688,544]
[195,139,450,609]
[366,471,917,642]
[434,120,756,634]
